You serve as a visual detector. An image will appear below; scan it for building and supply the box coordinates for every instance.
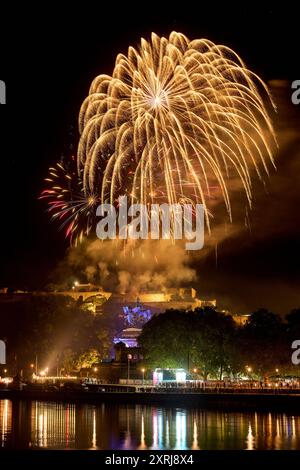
[153,368,187,385]
[82,341,144,383]
[113,327,142,348]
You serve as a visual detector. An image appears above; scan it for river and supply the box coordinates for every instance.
[0,399,300,449]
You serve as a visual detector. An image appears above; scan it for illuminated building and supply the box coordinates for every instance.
[153,368,187,385]
[0,286,248,324]
[113,328,141,348]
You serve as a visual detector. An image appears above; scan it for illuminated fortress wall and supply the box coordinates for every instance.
[0,287,247,324]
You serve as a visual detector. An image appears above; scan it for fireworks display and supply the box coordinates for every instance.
[79,32,277,228]
[40,158,99,245]
[42,31,277,243]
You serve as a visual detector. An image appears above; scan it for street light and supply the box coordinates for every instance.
[245,365,252,379]
[127,354,132,385]
[35,354,38,376]
[93,367,98,373]
[141,368,145,385]
[193,368,197,374]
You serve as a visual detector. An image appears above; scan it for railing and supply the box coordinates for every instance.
[144,385,300,395]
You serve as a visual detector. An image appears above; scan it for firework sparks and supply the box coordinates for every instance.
[40,158,99,245]
[42,32,277,244]
[78,31,277,232]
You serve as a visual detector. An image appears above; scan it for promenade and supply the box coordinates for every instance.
[1,386,299,412]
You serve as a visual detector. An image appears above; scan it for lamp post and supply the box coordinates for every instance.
[193,368,198,387]
[141,368,145,385]
[127,354,132,384]
[245,365,252,380]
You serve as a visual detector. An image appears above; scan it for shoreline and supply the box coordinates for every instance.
[1,389,300,412]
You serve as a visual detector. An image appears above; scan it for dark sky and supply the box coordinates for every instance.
[0,4,299,314]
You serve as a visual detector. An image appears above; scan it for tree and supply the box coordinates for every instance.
[60,348,77,374]
[241,309,286,378]
[97,328,113,359]
[0,295,102,374]
[139,310,193,369]
[139,308,238,379]
[191,308,238,379]
[286,308,300,338]
[76,349,100,370]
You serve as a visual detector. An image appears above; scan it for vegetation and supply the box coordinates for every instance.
[0,294,299,380]
[0,295,116,376]
[139,307,300,379]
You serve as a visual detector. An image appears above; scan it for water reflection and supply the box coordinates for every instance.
[33,402,76,448]
[0,400,300,450]
[1,400,11,447]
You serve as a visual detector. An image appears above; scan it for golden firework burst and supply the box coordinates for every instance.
[78,31,277,232]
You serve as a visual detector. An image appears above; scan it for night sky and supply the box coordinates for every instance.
[0,5,299,314]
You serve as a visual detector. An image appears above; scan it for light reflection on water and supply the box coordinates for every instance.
[0,399,300,450]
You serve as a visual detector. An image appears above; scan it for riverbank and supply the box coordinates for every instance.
[1,388,299,412]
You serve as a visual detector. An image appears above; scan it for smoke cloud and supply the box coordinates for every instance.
[66,239,197,294]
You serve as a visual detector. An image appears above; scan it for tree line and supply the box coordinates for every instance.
[139,307,300,379]
[0,295,118,376]
[1,295,299,380]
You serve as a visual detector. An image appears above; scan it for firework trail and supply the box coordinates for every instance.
[40,158,99,245]
[78,31,277,232]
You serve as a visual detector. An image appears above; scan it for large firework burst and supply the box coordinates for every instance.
[78,31,277,231]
